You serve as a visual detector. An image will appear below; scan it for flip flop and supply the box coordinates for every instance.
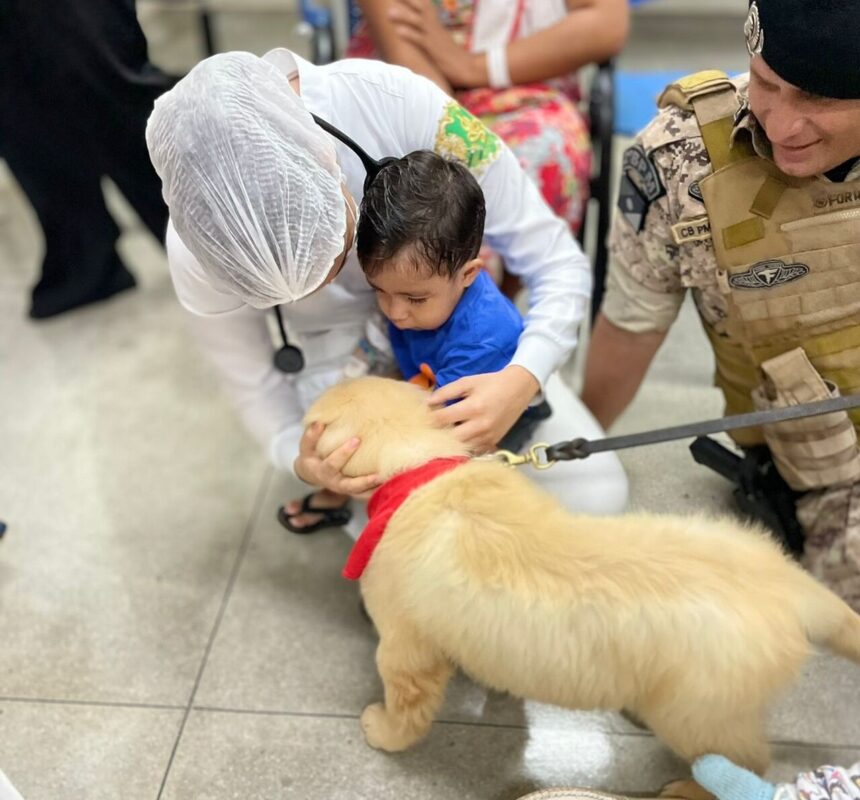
[277,493,352,534]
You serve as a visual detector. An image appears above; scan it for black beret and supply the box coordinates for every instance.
[746,0,860,99]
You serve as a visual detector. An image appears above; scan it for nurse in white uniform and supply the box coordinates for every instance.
[146,50,627,534]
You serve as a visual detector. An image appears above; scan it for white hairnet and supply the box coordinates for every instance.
[146,51,347,307]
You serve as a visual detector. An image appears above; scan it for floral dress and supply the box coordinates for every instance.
[347,0,592,235]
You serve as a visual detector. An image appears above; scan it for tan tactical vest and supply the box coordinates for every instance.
[658,71,860,489]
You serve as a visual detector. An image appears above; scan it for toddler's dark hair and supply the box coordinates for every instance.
[357,150,486,279]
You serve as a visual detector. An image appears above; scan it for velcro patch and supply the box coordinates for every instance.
[688,180,704,203]
[671,215,712,244]
[618,145,665,231]
[622,145,664,201]
[811,187,860,214]
[729,259,810,289]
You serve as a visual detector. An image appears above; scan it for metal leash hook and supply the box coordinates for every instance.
[490,442,557,470]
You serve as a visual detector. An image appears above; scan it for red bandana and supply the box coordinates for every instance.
[342,457,469,580]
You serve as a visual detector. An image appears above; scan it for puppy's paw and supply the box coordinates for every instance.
[360,703,414,752]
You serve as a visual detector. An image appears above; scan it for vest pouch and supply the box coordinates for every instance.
[751,347,860,490]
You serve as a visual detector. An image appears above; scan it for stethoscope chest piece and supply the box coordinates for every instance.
[272,304,305,373]
[274,343,305,374]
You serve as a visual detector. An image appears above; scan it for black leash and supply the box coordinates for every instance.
[494,393,860,469]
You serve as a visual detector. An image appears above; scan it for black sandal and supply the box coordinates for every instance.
[277,493,352,535]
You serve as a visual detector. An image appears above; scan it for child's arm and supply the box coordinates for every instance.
[694,755,860,800]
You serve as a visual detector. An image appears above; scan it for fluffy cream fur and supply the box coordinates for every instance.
[305,377,860,781]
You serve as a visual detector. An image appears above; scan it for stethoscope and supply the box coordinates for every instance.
[272,115,397,374]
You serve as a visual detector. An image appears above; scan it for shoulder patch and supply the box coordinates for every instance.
[434,101,501,175]
[618,145,665,232]
[688,180,704,202]
[671,215,711,244]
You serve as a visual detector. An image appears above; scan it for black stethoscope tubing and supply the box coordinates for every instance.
[272,115,396,374]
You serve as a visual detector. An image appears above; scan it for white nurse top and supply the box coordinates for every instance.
[164,49,593,473]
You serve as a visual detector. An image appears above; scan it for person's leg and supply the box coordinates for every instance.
[472,89,591,235]
[72,0,174,242]
[107,136,171,244]
[0,0,168,317]
[279,350,365,533]
[797,481,860,612]
[0,123,134,319]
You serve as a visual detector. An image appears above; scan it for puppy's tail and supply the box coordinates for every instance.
[800,576,860,665]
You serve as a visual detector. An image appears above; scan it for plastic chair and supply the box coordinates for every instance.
[579,60,615,324]
[585,0,657,319]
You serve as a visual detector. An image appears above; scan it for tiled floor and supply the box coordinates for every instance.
[1,7,858,799]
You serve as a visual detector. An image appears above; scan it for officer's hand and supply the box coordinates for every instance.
[428,365,540,454]
[294,422,380,497]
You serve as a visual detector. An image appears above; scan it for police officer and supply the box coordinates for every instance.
[582,0,860,609]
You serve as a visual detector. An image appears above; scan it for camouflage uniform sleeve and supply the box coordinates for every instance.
[603,106,711,334]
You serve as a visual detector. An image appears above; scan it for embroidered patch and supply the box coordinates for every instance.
[745,1,764,56]
[729,259,809,289]
[671,215,711,244]
[811,187,860,213]
[688,180,704,203]
[434,101,501,175]
[618,145,665,232]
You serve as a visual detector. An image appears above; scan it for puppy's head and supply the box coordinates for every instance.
[304,377,468,479]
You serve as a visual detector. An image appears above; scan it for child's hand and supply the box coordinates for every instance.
[294,422,380,497]
[428,366,540,453]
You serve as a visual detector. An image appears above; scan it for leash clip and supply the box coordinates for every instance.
[491,442,556,470]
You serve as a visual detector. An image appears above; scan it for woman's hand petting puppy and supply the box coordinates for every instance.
[429,365,540,454]
[294,422,380,497]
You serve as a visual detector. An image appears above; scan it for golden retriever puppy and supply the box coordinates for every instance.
[305,377,860,782]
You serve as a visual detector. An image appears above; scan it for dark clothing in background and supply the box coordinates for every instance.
[0,0,175,318]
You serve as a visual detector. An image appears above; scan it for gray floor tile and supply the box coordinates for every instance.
[191,470,379,715]
[161,709,860,800]
[770,655,860,747]
[0,176,267,705]
[0,700,182,800]
[162,710,680,800]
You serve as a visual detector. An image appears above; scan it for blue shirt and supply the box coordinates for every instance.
[389,270,524,388]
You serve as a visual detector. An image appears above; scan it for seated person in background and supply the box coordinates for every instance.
[279,150,550,533]
[348,0,630,293]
